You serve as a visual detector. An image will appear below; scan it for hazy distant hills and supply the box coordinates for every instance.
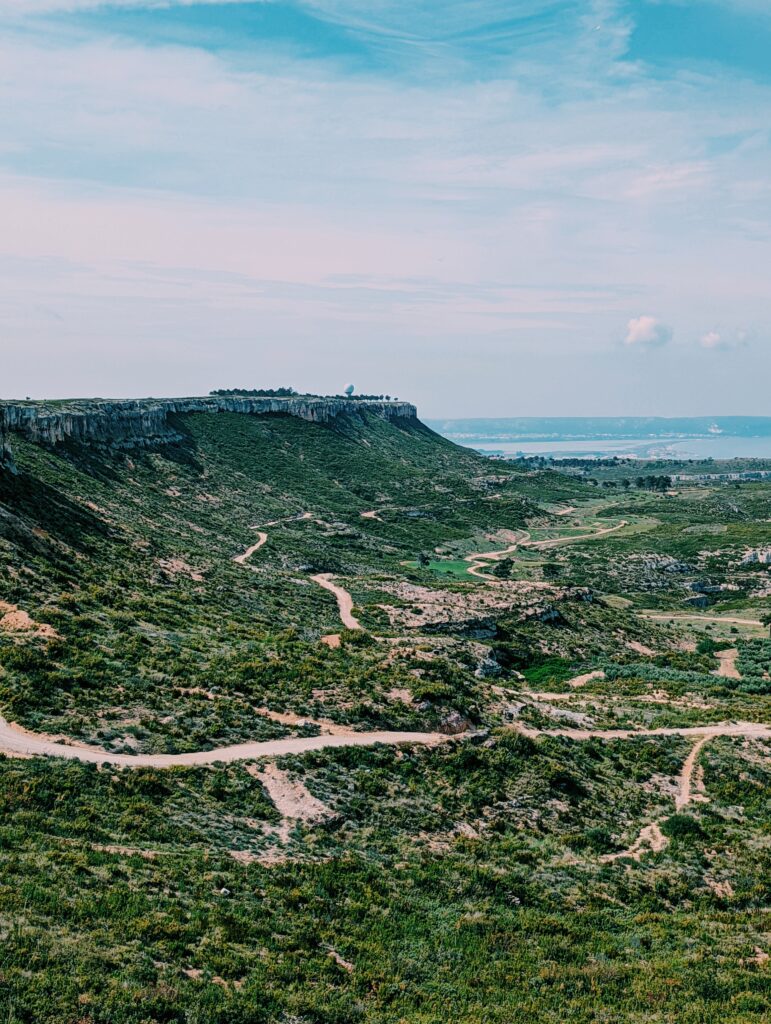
[426,416,771,442]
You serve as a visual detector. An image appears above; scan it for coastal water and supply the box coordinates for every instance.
[442,435,771,461]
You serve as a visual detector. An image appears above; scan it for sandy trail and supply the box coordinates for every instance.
[360,510,382,521]
[676,735,711,810]
[516,721,771,742]
[713,648,741,680]
[602,822,668,862]
[233,532,268,565]
[6,717,760,769]
[0,716,444,766]
[641,613,762,627]
[311,574,361,630]
[527,520,628,550]
[235,511,315,564]
[517,671,606,702]
[602,734,715,862]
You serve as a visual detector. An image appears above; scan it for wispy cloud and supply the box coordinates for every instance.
[700,329,751,351]
[0,0,768,411]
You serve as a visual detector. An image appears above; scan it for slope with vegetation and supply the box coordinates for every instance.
[0,397,768,1023]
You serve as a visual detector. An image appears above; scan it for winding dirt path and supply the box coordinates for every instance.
[233,532,268,565]
[234,511,315,564]
[602,733,715,862]
[464,531,531,580]
[311,573,362,630]
[0,716,444,766]
[463,520,627,580]
[7,512,765,776]
[527,520,628,550]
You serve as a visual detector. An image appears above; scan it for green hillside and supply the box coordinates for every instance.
[0,405,769,1023]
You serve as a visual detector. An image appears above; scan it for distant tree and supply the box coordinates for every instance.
[209,387,297,398]
[417,552,430,567]
[542,562,562,580]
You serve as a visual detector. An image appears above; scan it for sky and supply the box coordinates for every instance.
[0,0,769,417]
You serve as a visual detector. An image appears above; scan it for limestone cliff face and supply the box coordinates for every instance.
[0,396,418,465]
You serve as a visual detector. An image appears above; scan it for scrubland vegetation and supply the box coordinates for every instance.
[0,407,768,1021]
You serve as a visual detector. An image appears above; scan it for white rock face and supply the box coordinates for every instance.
[742,548,771,565]
[0,395,418,462]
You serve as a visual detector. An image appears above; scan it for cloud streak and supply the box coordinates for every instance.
[0,0,768,412]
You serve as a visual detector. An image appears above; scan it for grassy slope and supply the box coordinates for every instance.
[0,411,768,1022]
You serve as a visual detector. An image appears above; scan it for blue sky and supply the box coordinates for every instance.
[0,0,769,415]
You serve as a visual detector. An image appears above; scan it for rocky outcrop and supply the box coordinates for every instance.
[0,395,418,462]
[742,548,771,566]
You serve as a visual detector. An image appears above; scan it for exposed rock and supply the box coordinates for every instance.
[562,586,594,603]
[0,395,417,460]
[425,617,498,639]
[474,656,502,679]
[742,548,771,565]
[502,703,525,722]
[438,711,472,735]
[520,604,563,624]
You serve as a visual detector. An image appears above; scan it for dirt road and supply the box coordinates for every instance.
[6,712,768,770]
[464,520,627,580]
[641,612,762,628]
[0,716,443,766]
[464,532,531,579]
[527,520,628,550]
[311,573,362,630]
[516,720,771,742]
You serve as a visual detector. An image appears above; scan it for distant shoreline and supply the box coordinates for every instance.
[427,416,771,462]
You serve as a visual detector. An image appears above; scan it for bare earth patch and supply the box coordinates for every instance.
[157,558,205,582]
[248,763,333,822]
[377,580,553,630]
[713,648,741,680]
[627,640,656,656]
[567,670,606,689]
[0,602,60,640]
[253,707,354,736]
[602,822,669,862]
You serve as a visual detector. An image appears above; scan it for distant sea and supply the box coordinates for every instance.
[426,417,771,461]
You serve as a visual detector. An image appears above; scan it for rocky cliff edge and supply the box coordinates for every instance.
[0,395,418,468]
